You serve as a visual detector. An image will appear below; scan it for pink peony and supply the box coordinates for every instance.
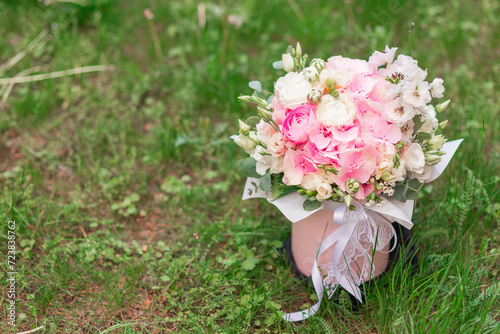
[282,103,316,145]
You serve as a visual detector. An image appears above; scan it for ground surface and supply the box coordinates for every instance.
[0,0,499,333]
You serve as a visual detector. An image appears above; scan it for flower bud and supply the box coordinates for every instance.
[346,178,360,194]
[257,106,272,122]
[309,58,325,72]
[282,53,294,72]
[238,119,250,135]
[425,154,442,165]
[330,89,340,99]
[303,66,319,82]
[381,172,392,182]
[306,190,315,197]
[233,134,256,152]
[435,99,450,112]
[344,194,353,207]
[427,134,446,151]
[296,42,302,58]
[307,89,322,104]
[439,120,448,129]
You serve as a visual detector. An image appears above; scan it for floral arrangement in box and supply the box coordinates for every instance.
[232,43,461,321]
[234,43,452,210]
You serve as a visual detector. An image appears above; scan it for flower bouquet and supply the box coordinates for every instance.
[232,43,462,321]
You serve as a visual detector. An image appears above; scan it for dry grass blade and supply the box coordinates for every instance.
[1,66,43,104]
[0,65,116,85]
[0,28,49,77]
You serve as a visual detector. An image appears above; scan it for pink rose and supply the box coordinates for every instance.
[282,103,316,145]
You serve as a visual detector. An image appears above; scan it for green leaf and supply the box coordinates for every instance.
[236,158,261,178]
[259,172,271,191]
[407,178,422,191]
[393,185,407,202]
[413,115,423,132]
[416,132,432,140]
[246,116,261,126]
[241,257,260,271]
[303,199,321,211]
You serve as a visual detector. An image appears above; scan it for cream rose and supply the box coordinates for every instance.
[404,143,426,174]
[316,183,333,202]
[267,132,286,156]
[316,93,357,127]
[301,173,324,191]
[275,72,312,109]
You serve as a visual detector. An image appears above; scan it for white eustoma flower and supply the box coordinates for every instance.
[402,80,431,108]
[429,78,445,98]
[316,93,357,127]
[383,99,417,126]
[250,146,283,175]
[421,105,436,119]
[404,143,426,174]
[400,119,415,144]
[233,134,257,152]
[316,183,333,201]
[369,45,398,67]
[282,53,294,72]
[275,72,313,109]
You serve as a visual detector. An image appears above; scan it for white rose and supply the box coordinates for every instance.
[282,53,294,72]
[275,72,312,109]
[316,183,333,202]
[404,143,426,174]
[301,173,324,191]
[414,165,433,183]
[316,93,357,127]
[233,134,256,153]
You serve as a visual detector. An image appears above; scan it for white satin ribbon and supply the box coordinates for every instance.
[240,139,462,321]
[282,204,396,322]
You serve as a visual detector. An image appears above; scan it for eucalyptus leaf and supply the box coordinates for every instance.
[259,172,271,191]
[393,185,407,202]
[408,178,423,191]
[406,189,418,200]
[272,60,283,69]
[303,199,321,211]
[249,80,262,92]
[236,158,261,178]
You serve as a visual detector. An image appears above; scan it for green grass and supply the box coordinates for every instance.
[0,0,499,333]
